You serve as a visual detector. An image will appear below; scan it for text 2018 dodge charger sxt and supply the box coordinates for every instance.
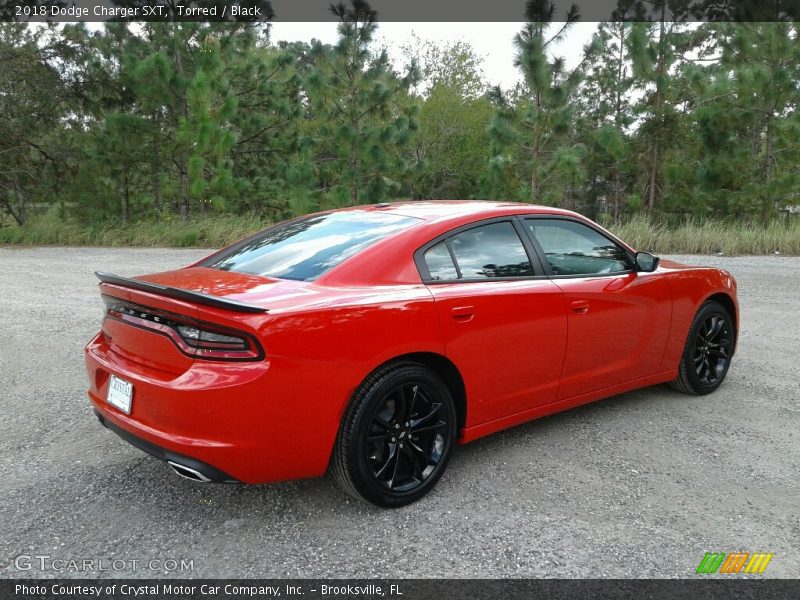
[85,201,738,506]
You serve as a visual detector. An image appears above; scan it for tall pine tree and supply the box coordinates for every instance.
[577,21,636,220]
[486,0,584,204]
[624,1,692,214]
[305,0,419,206]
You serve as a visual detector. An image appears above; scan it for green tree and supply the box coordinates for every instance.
[6,18,800,232]
[624,2,692,214]
[226,40,309,217]
[486,0,584,204]
[63,22,306,222]
[400,37,492,199]
[408,86,493,199]
[402,33,486,99]
[0,24,67,225]
[127,24,242,221]
[696,23,800,222]
[305,0,419,205]
[577,21,636,220]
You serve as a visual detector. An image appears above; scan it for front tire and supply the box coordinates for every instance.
[670,300,735,395]
[330,361,457,507]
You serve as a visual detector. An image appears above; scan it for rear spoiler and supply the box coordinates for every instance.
[95,272,268,314]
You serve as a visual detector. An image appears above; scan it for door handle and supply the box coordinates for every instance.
[450,306,475,322]
[570,300,589,314]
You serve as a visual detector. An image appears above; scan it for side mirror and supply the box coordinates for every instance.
[635,252,659,273]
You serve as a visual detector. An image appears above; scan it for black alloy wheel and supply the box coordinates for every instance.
[331,362,457,507]
[366,382,449,492]
[671,301,735,395]
[693,313,733,386]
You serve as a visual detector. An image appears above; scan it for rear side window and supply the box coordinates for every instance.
[202,211,420,281]
[423,241,458,281]
[422,221,534,281]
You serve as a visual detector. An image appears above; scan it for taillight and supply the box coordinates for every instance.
[176,325,250,352]
[102,295,264,361]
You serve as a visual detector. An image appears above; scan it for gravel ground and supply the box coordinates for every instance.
[0,247,798,579]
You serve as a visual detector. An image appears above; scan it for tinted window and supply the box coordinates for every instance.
[448,222,534,279]
[202,211,419,281]
[424,241,458,281]
[525,219,630,276]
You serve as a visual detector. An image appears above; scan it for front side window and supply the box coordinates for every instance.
[425,221,534,280]
[202,211,420,281]
[525,219,630,276]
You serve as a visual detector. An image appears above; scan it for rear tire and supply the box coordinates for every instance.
[331,361,456,507]
[670,301,735,395]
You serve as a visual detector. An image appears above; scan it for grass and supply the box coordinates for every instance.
[1,212,799,255]
[0,214,267,248]
[608,216,800,255]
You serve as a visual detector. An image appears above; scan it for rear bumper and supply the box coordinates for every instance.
[85,332,362,484]
[94,410,237,483]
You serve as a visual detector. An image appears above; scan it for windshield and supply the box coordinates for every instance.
[201,211,420,281]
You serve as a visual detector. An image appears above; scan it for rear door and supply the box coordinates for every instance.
[521,217,672,399]
[417,219,567,427]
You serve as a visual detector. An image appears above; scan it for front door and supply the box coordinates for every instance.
[522,217,672,399]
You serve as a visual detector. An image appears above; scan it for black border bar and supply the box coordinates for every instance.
[2,0,799,22]
[4,579,800,600]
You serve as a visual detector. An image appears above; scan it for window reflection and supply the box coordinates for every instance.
[448,222,534,279]
[423,241,458,281]
[525,219,630,276]
[202,211,420,281]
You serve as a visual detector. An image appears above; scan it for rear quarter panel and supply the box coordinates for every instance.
[256,284,444,430]
[260,285,442,366]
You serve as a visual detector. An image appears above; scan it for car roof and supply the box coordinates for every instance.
[316,200,604,286]
[337,200,580,224]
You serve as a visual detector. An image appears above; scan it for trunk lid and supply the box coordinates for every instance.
[98,267,287,373]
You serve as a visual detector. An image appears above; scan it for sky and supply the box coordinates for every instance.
[271,22,600,90]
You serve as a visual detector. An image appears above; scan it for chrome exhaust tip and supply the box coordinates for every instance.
[167,461,212,483]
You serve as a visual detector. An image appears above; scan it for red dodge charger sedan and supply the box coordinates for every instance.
[85,201,738,506]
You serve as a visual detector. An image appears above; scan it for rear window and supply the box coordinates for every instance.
[201,211,420,281]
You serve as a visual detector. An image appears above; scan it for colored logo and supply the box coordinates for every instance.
[696,552,773,574]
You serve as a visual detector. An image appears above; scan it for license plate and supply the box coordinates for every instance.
[107,375,133,414]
